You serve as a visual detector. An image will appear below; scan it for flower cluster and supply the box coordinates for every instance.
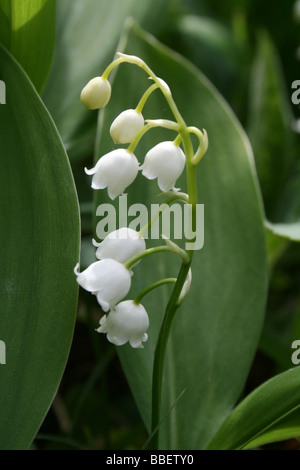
[75,227,148,348]
[75,54,206,349]
[84,119,186,200]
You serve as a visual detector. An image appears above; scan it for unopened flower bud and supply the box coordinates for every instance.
[110,109,144,144]
[74,259,131,312]
[141,141,186,192]
[85,149,139,200]
[97,300,149,348]
[94,227,146,264]
[80,77,111,109]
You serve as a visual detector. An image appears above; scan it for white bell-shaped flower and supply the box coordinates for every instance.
[110,109,144,144]
[96,300,149,348]
[141,141,186,192]
[74,259,131,312]
[94,227,146,264]
[80,77,111,109]
[85,149,139,200]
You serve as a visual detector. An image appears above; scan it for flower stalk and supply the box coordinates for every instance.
[150,128,198,449]
[134,278,177,305]
[78,52,208,450]
[124,242,189,271]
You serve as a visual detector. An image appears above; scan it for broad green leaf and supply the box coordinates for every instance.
[0,0,56,93]
[93,22,268,449]
[247,31,295,220]
[0,45,80,449]
[43,0,169,160]
[243,407,300,449]
[206,367,300,450]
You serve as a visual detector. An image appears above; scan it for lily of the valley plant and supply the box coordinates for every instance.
[75,53,208,448]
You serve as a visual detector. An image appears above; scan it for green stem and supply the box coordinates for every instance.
[145,119,180,132]
[116,53,186,128]
[150,118,198,451]
[136,83,159,113]
[187,127,209,166]
[173,133,182,146]
[150,261,191,448]
[134,278,177,305]
[124,244,188,270]
[102,57,125,79]
[127,123,152,154]
[182,131,198,258]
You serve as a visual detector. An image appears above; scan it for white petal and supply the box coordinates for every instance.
[97,298,110,313]
[75,260,106,292]
[141,141,185,192]
[84,166,97,176]
[95,227,146,263]
[129,339,144,348]
[90,149,139,199]
[75,259,131,311]
[96,300,149,348]
[106,334,127,346]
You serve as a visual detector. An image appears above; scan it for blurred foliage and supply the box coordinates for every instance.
[0,0,56,93]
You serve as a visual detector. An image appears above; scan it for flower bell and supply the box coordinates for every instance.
[80,77,111,109]
[96,300,149,348]
[141,141,186,192]
[74,259,131,312]
[85,149,139,200]
[94,227,146,264]
[110,109,144,144]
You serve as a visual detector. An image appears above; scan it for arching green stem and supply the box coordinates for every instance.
[134,278,177,305]
[127,123,152,154]
[124,244,188,271]
[187,127,209,166]
[136,83,159,114]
